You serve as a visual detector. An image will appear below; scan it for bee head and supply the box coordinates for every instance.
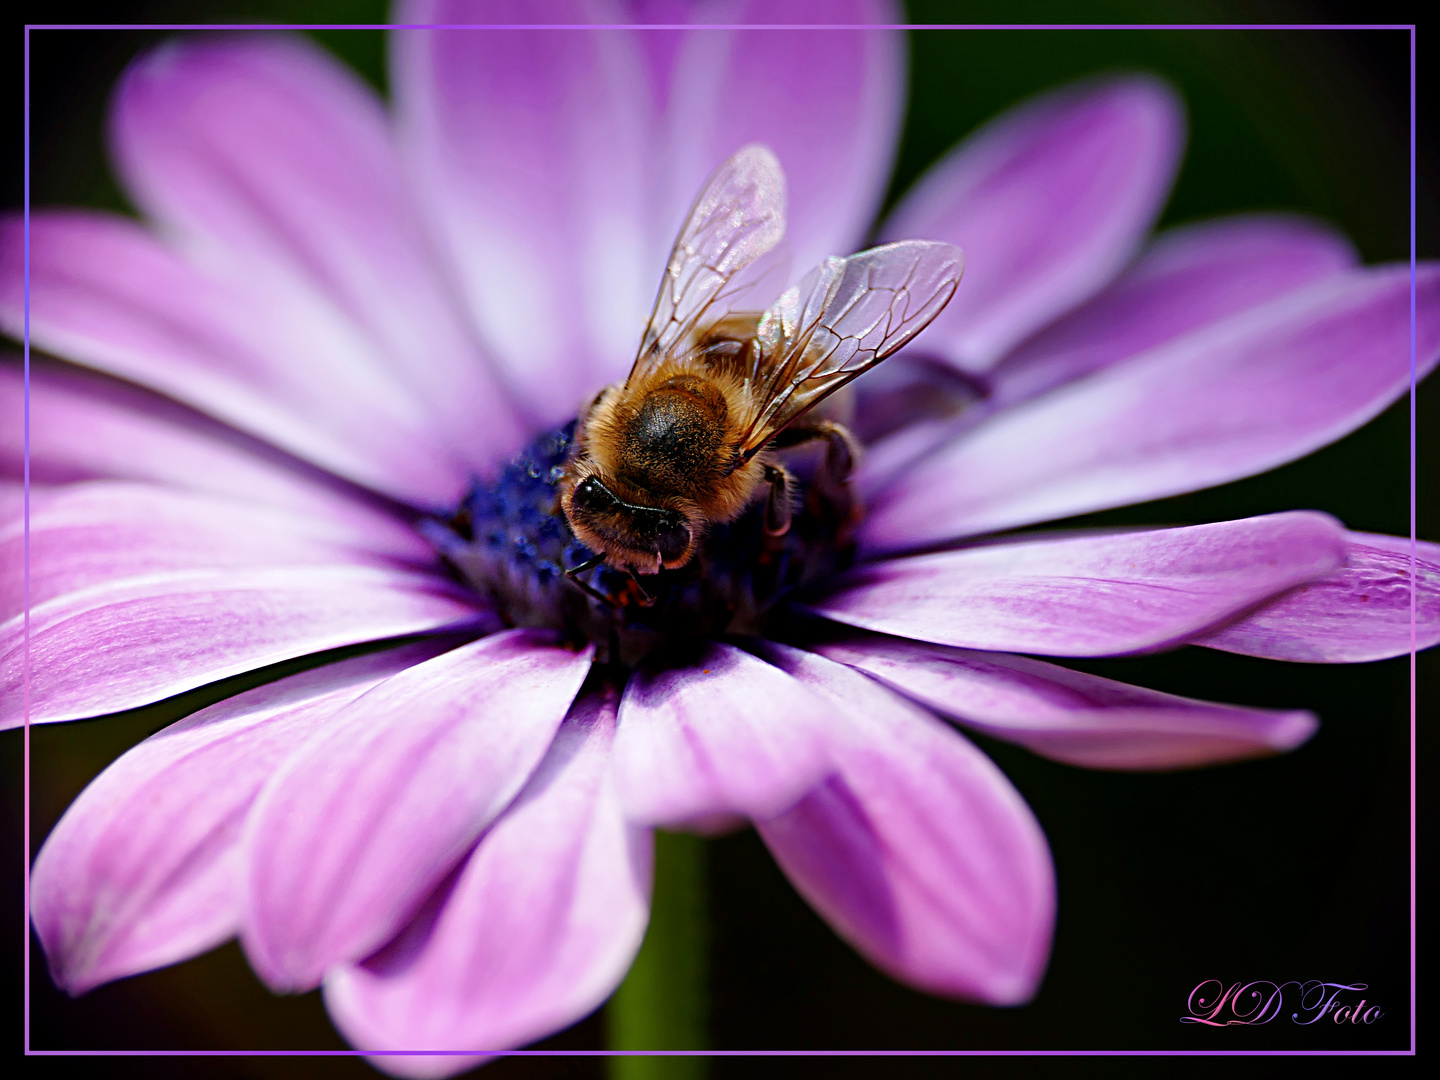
[564,473,695,571]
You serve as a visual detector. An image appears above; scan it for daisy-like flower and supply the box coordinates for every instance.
[5,4,1437,1072]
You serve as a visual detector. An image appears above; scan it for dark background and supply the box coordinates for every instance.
[5,1,1436,1077]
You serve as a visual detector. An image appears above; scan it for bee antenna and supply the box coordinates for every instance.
[568,552,606,575]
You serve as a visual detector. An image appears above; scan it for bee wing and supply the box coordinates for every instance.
[737,240,964,457]
[630,145,786,382]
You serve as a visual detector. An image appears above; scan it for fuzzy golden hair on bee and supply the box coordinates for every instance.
[559,144,963,585]
[561,357,770,573]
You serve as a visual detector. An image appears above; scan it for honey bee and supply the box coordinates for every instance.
[559,145,963,595]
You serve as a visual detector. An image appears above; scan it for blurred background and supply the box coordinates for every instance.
[5,2,1435,1077]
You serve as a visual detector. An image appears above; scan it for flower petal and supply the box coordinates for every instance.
[0,211,466,506]
[988,214,1359,407]
[754,643,1054,1004]
[865,264,1440,548]
[881,76,1183,371]
[110,36,523,477]
[2,565,481,728]
[242,630,593,992]
[1,360,395,520]
[1196,531,1440,662]
[814,635,1317,770]
[30,640,452,995]
[815,513,1346,657]
[655,1,904,279]
[393,2,656,422]
[325,687,649,1076]
[612,642,835,827]
[1,475,467,730]
[862,217,1357,495]
[393,2,903,422]
[2,480,433,621]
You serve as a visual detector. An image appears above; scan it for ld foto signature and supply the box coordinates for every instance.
[1183,980,1384,1026]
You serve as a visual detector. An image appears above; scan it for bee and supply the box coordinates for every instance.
[559,144,963,597]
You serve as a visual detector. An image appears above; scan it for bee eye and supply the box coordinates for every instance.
[572,476,616,513]
[655,517,691,563]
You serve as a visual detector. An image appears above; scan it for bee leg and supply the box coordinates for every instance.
[762,463,794,536]
[770,420,863,536]
[769,419,859,487]
[822,426,859,486]
[565,553,617,609]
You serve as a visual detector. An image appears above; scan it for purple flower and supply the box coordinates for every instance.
[4,5,1437,1072]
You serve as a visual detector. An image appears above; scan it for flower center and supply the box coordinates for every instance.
[422,421,858,666]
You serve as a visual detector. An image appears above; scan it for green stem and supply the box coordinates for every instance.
[606,830,710,1080]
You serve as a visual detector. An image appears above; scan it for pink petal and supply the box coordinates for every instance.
[2,481,433,621]
[0,360,399,521]
[393,2,657,422]
[110,36,523,477]
[1,474,466,729]
[325,687,649,1075]
[30,641,452,995]
[754,643,1054,1004]
[654,1,904,281]
[865,264,1440,549]
[392,2,903,423]
[0,482,21,520]
[612,642,835,827]
[1196,531,1440,662]
[881,76,1183,371]
[0,207,467,507]
[815,513,1346,657]
[861,217,1356,494]
[989,214,1359,407]
[814,636,1317,770]
[242,630,593,992]
[2,565,481,728]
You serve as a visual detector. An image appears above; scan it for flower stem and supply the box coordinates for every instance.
[606,830,709,1079]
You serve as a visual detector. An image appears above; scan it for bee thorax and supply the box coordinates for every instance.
[614,376,729,495]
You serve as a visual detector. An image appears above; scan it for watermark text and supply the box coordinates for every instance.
[1182,980,1383,1027]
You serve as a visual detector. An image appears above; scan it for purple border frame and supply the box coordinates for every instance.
[16,21,1422,1071]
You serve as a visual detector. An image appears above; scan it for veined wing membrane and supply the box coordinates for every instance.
[739,240,964,457]
[631,145,786,382]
